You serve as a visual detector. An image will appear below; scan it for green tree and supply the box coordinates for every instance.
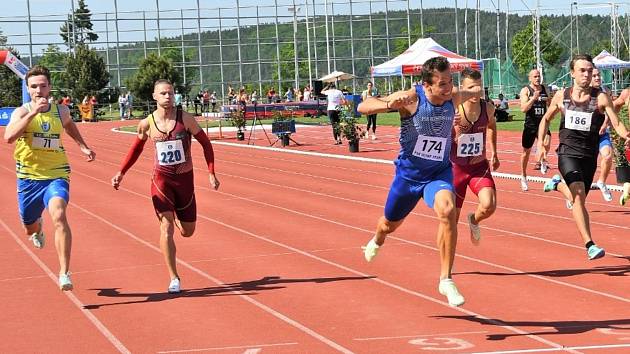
[126,53,182,104]
[392,24,436,56]
[62,44,110,100]
[272,44,309,87]
[60,0,98,49]
[37,44,68,89]
[590,39,611,57]
[0,37,23,107]
[511,18,563,74]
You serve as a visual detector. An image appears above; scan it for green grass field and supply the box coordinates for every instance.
[115,108,561,133]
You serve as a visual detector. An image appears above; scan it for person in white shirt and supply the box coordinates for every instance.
[322,83,347,144]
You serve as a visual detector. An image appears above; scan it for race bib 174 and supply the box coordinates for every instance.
[156,139,186,166]
[412,135,447,161]
[565,109,592,131]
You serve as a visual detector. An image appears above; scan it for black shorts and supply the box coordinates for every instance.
[558,155,597,196]
[522,126,551,149]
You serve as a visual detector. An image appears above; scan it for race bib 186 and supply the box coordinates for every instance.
[156,139,186,166]
[565,109,592,131]
[412,135,446,161]
[32,133,60,150]
[457,132,483,157]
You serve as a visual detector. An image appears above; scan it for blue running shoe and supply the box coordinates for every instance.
[544,174,562,192]
[587,244,605,260]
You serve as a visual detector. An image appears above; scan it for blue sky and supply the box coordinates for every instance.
[0,0,620,56]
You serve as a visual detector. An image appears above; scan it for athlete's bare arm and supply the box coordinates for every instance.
[59,104,95,161]
[358,88,417,116]
[485,102,500,171]
[520,86,540,113]
[535,89,563,161]
[4,100,47,143]
[452,85,483,107]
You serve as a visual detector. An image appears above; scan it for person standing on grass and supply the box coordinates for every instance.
[111,79,220,293]
[519,69,551,190]
[358,56,481,307]
[537,54,630,260]
[322,83,347,144]
[4,65,96,291]
[361,81,379,140]
[450,68,500,246]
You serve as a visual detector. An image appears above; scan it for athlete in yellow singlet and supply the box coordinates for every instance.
[4,65,96,291]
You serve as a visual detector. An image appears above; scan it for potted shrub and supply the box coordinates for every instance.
[336,104,363,152]
[229,108,246,140]
[610,106,630,181]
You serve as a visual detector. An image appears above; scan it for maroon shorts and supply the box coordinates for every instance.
[452,160,495,208]
[151,170,196,222]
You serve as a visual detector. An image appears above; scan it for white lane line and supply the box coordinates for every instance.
[0,218,131,354]
[472,343,630,353]
[157,342,298,353]
[354,331,488,341]
[71,204,354,354]
[67,172,569,353]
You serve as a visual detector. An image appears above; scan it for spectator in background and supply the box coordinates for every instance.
[194,90,203,116]
[303,85,312,101]
[284,87,294,102]
[361,81,379,139]
[267,88,275,104]
[322,83,347,144]
[118,93,128,120]
[126,92,134,118]
[202,89,210,113]
[174,89,182,108]
[210,91,217,112]
[495,93,509,122]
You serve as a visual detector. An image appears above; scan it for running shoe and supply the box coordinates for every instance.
[467,213,481,245]
[520,177,529,191]
[587,244,605,260]
[544,174,562,192]
[29,231,45,249]
[438,278,465,307]
[168,277,181,293]
[597,181,613,202]
[362,238,380,262]
[372,134,377,140]
[566,200,573,210]
[533,162,541,170]
[621,193,629,206]
[59,273,73,291]
[540,161,549,175]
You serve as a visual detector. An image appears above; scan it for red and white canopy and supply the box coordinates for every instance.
[371,38,483,77]
[593,50,630,70]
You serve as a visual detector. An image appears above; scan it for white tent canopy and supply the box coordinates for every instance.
[319,70,355,83]
[593,50,630,69]
[371,38,483,77]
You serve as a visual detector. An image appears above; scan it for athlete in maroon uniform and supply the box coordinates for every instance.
[112,79,219,293]
[450,69,500,245]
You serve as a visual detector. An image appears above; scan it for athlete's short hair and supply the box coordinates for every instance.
[461,68,481,81]
[154,79,173,90]
[422,56,450,84]
[570,54,593,70]
[25,65,51,84]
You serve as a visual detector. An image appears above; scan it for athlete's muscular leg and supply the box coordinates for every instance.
[543,133,552,157]
[598,145,613,183]
[178,221,196,237]
[521,148,532,178]
[434,190,457,280]
[48,197,72,275]
[373,216,404,246]
[472,187,497,225]
[158,212,179,280]
[558,181,593,244]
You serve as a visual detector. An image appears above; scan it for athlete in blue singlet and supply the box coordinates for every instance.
[358,56,481,307]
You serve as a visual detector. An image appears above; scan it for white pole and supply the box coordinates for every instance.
[324,0,331,74]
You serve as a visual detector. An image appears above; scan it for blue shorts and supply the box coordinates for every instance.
[383,168,454,222]
[17,178,70,225]
[599,131,612,151]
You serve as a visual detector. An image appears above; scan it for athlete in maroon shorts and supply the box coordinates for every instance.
[451,69,500,245]
[111,79,219,293]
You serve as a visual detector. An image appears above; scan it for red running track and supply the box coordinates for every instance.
[0,120,628,353]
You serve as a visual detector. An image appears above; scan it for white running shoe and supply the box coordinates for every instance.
[467,213,481,245]
[438,278,465,307]
[29,231,45,249]
[59,273,73,291]
[168,277,181,293]
[597,181,613,202]
[540,161,548,175]
[361,238,380,262]
[371,134,377,140]
[520,177,529,191]
[566,200,573,210]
